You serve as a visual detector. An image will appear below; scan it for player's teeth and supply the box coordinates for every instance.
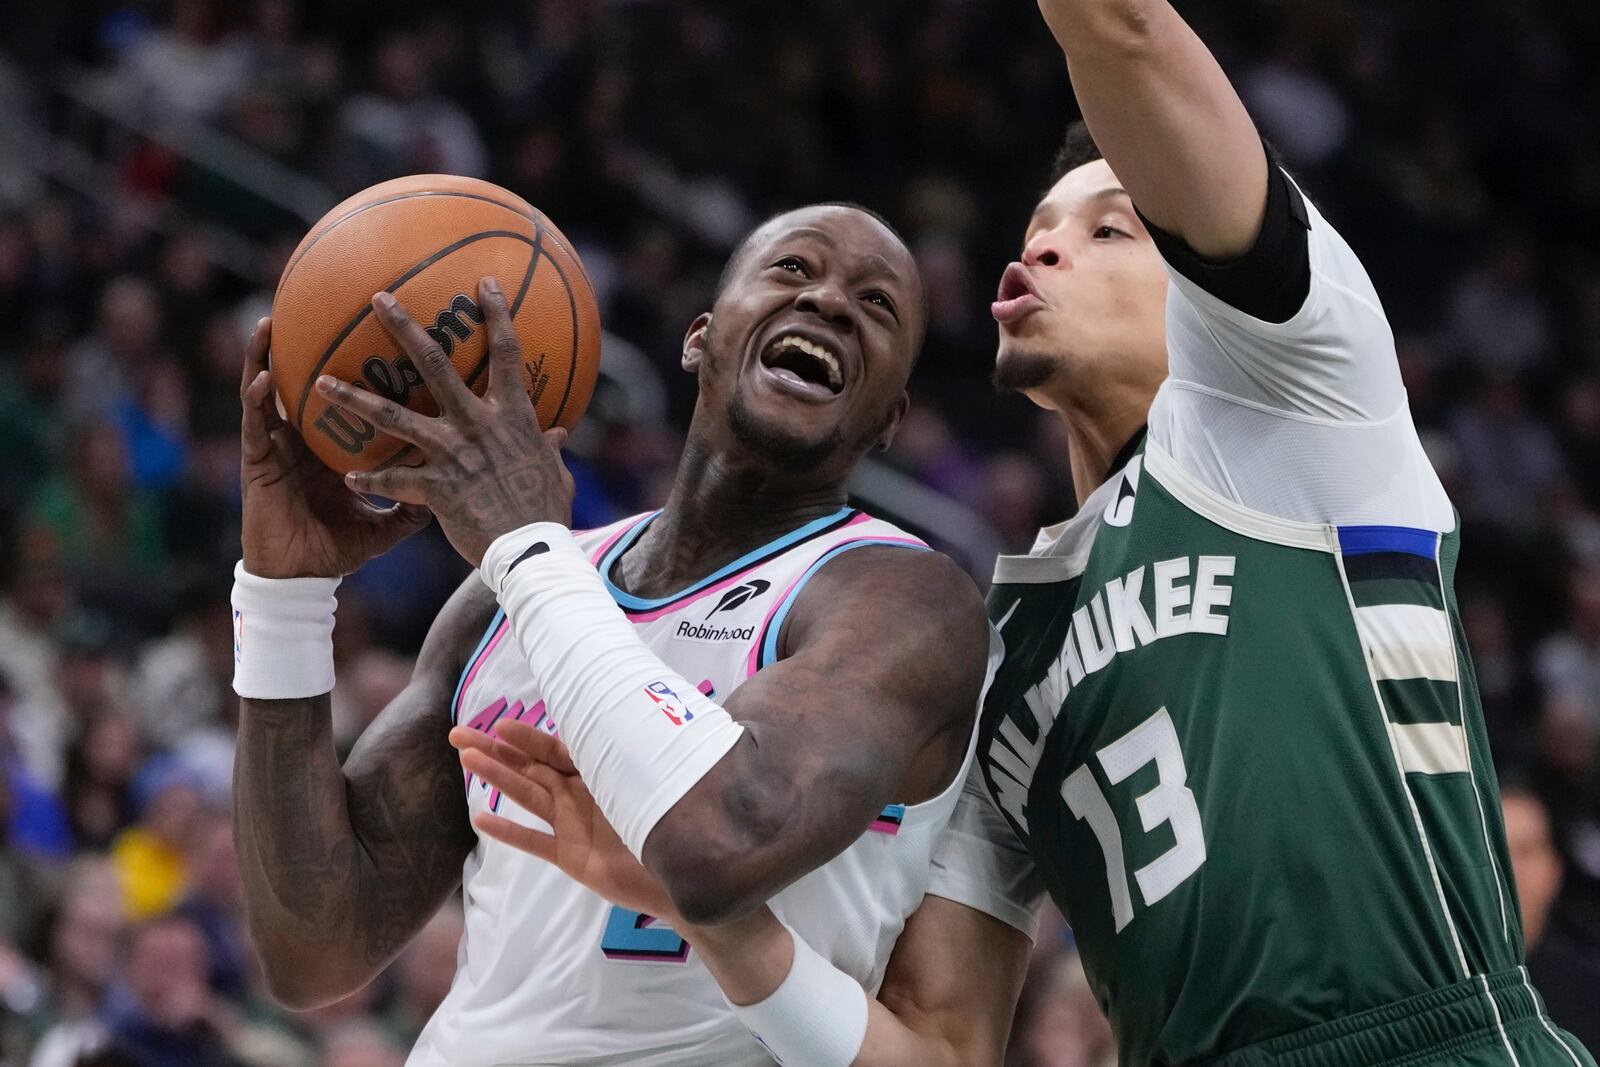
[819,353,841,386]
[767,335,843,390]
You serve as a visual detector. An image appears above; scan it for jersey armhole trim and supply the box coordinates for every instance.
[1143,437,1339,552]
[750,537,932,675]
[451,608,508,725]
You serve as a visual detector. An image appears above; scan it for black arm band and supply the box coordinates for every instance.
[1137,161,1312,324]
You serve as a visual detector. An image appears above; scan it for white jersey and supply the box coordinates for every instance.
[411,506,990,1067]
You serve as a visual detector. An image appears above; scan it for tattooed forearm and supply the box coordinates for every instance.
[231,579,488,1008]
[344,705,478,966]
[235,696,352,913]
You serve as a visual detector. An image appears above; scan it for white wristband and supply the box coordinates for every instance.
[482,522,746,858]
[231,562,340,700]
[728,926,869,1067]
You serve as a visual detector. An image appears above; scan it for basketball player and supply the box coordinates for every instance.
[230,203,1032,1066]
[459,1,1598,1064]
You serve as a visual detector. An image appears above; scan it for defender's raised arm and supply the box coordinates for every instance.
[1035,0,1268,260]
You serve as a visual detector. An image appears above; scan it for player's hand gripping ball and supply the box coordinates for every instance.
[270,175,602,474]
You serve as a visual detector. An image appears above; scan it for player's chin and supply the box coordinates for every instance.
[992,342,1065,395]
[727,391,848,472]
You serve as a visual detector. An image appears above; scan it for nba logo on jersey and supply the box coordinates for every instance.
[645,681,693,726]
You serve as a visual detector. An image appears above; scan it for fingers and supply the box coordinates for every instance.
[545,427,569,451]
[371,291,476,419]
[472,811,560,865]
[478,277,526,408]
[240,317,271,393]
[344,465,430,505]
[316,375,434,446]
[448,725,533,773]
[370,501,433,541]
[493,719,579,775]
[241,370,274,462]
[459,747,555,818]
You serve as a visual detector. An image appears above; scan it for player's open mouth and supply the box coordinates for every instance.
[759,333,846,400]
[992,262,1047,325]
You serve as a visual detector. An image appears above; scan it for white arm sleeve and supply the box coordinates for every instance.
[926,762,1043,939]
[1149,184,1455,531]
[483,524,746,859]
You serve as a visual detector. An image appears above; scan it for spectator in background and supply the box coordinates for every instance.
[981,453,1049,555]
[64,710,141,854]
[1535,568,1600,782]
[333,31,486,193]
[132,579,234,751]
[1505,784,1564,950]
[381,907,462,1050]
[173,812,249,1004]
[1448,233,1556,377]
[112,0,250,125]
[110,758,203,922]
[0,670,73,870]
[0,529,72,790]
[105,914,242,1067]
[0,333,68,513]
[1449,374,1565,542]
[25,423,166,584]
[25,860,128,1067]
[319,1022,406,1067]
[155,229,222,361]
[1559,379,1600,511]
[62,277,163,426]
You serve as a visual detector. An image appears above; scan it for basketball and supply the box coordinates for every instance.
[270,174,602,474]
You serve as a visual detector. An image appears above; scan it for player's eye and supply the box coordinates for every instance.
[773,255,810,276]
[1093,224,1127,240]
[863,291,899,320]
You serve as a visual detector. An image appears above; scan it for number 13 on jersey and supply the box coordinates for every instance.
[1062,708,1206,932]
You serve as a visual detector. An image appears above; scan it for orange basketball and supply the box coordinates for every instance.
[270,175,601,474]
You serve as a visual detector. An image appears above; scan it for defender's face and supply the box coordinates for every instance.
[992,160,1170,399]
[691,206,922,470]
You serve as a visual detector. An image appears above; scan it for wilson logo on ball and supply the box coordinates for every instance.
[317,293,488,456]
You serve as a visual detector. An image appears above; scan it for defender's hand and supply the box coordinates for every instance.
[449,720,680,924]
[240,317,431,578]
[313,278,575,568]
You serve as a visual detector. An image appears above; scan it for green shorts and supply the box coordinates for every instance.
[1207,968,1595,1067]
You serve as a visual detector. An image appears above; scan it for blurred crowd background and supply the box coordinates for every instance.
[0,0,1596,1064]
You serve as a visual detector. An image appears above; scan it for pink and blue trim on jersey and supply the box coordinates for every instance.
[745,535,931,677]
[596,506,863,620]
[451,608,509,725]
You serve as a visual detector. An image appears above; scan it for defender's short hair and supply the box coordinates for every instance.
[1047,121,1104,190]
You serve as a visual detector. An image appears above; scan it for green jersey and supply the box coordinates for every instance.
[925,186,1591,1066]
[980,438,1525,1063]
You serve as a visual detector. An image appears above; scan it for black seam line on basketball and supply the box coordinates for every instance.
[504,541,551,578]
[367,232,540,476]
[293,229,537,431]
[462,218,544,391]
[277,190,538,297]
[614,508,859,618]
[539,239,582,428]
[371,228,547,470]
